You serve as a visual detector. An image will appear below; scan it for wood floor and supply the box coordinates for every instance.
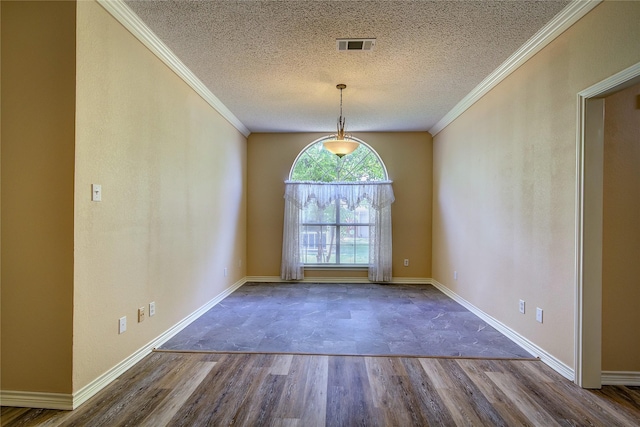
[2,352,639,426]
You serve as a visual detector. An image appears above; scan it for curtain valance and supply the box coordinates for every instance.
[284,180,395,211]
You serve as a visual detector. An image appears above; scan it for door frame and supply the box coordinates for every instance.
[574,61,640,388]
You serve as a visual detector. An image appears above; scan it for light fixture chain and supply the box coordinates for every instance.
[323,83,359,158]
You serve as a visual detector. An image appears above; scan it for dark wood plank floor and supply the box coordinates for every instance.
[2,352,639,426]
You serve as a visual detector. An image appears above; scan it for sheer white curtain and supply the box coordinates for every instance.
[281,192,304,280]
[368,201,393,282]
[281,181,394,282]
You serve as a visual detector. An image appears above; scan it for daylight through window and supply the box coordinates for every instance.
[282,138,394,282]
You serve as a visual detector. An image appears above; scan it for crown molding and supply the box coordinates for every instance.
[96,0,251,137]
[429,0,602,136]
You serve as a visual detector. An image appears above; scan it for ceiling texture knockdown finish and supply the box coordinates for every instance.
[123,0,573,134]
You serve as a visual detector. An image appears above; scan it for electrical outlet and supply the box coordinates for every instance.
[119,316,127,334]
[454,271,458,280]
[138,306,145,323]
[149,301,156,317]
[536,307,543,323]
[403,259,409,267]
[519,300,525,314]
[224,267,228,277]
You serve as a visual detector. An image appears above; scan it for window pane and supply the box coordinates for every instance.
[301,202,336,223]
[300,199,372,265]
[339,200,356,223]
[290,139,385,266]
[340,227,356,264]
[300,225,336,264]
[290,146,340,182]
[351,200,372,225]
[355,226,370,263]
[290,140,385,183]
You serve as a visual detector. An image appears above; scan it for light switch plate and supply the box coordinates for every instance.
[92,184,102,202]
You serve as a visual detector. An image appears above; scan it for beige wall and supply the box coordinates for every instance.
[247,132,432,279]
[73,1,247,391]
[602,81,640,372]
[432,0,640,368]
[1,1,76,393]
[1,0,247,396]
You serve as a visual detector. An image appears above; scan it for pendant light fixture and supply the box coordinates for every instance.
[323,84,359,157]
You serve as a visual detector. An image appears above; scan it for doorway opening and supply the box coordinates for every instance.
[575,61,640,388]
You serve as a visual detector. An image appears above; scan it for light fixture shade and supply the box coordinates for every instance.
[323,138,359,157]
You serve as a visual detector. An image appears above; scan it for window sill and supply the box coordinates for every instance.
[304,265,368,271]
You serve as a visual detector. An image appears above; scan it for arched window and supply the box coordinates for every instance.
[282,137,394,282]
[290,138,387,182]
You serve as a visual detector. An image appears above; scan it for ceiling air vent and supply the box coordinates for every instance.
[336,38,375,52]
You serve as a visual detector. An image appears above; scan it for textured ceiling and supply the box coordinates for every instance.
[124,0,570,134]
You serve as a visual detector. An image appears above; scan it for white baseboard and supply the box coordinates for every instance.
[602,371,640,386]
[430,279,575,382]
[72,277,246,409]
[0,390,74,410]
[0,278,246,410]
[391,277,431,284]
[247,275,369,283]
[4,276,586,409]
[246,276,431,284]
